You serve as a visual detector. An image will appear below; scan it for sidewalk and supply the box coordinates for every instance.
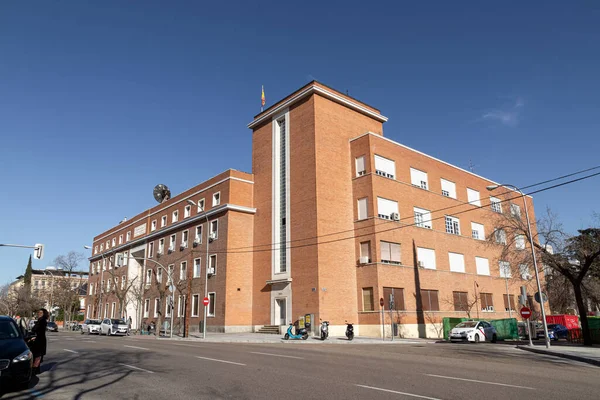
[128,332,436,345]
[517,343,600,367]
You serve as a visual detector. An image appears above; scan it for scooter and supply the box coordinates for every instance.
[345,321,354,341]
[320,320,329,340]
[284,323,308,340]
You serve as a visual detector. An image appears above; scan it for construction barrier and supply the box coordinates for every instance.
[443,317,519,340]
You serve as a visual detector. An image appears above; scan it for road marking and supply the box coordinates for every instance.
[425,374,535,390]
[123,345,150,350]
[172,343,203,348]
[82,340,96,343]
[63,349,79,354]
[195,356,246,366]
[119,363,154,374]
[250,352,304,359]
[356,385,442,400]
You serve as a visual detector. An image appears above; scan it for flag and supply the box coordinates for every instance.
[261,85,265,108]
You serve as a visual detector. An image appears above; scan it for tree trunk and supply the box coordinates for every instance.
[572,281,592,346]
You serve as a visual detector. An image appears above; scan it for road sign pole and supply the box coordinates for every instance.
[380,297,385,341]
[520,307,533,346]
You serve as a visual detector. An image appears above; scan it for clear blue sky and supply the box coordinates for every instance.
[1,1,599,284]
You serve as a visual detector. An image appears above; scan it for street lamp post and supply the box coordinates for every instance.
[487,184,550,348]
[187,199,210,339]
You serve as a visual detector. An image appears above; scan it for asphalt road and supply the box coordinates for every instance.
[1,332,597,400]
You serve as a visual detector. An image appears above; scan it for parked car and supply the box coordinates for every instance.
[46,321,59,332]
[100,318,129,336]
[81,319,102,335]
[449,320,498,343]
[540,324,569,341]
[0,316,32,388]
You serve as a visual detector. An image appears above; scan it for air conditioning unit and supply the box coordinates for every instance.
[417,261,425,268]
[209,232,217,242]
[390,212,400,221]
[168,246,174,254]
[486,306,494,312]
[180,242,187,250]
[207,267,215,276]
[193,240,200,247]
[359,256,369,264]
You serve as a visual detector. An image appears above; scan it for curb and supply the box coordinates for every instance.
[517,345,600,367]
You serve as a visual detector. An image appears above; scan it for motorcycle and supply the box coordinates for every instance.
[284,323,308,340]
[320,320,329,340]
[345,321,354,341]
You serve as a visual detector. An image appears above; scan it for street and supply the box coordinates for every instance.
[0,332,597,400]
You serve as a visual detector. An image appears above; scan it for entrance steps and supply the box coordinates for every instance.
[257,325,281,334]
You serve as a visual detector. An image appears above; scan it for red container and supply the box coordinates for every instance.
[546,314,579,330]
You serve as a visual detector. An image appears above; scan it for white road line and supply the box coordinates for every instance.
[195,356,246,366]
[172,343,203,348]
[119,363,154,374]
[82,340,96,343]
[63,349,79,354]
[250,352,304,360]
[356,384,442,400]
[123,345,150,350]
[425,374,535,390]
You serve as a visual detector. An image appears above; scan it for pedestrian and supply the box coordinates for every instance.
[150,321,156,335]
[127,316,132,335]
[30,308,48,375]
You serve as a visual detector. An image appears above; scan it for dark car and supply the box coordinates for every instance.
[0,316,33,388]
[46,322,58,332]
[546,324,569,341]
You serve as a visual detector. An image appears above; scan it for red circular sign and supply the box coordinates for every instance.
[520,307,532,319]
[203,297,210,306]
[380,298,384,307]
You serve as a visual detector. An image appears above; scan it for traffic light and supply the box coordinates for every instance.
[34,244,44,260]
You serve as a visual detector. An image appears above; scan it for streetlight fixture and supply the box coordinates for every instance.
[487,184,550,348]
[187,199,210,339]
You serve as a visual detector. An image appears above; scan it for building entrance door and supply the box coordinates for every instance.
[275,298,286,325]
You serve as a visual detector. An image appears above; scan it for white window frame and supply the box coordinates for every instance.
[153,298,160,318]
[184,205,191,218]
[100,244,104,251]
[494,229,507,245]
[440,178,457,199]
[157,268,163,283]
[357,197,368,220]
[380,241,401,265]
[119,235,123,245]
[417,247,436,270]
[210,220,218,239]
[165,296,172,318]
[161,215,167,227]
[449,252,465,273]
[195,225,203,244]
[355,155,366,177]
[148,242,154,258]
[414,207,432,229]
[212,192,220,207]
[515,234,526,250]
[126,232,131,242]
[94,245,98,254]
[145,269,152,285]
[207,292,216,317]
[467,188,481,206]
[499,261,512,278]
[144,299,150,318]
[197,198,205,213]
[410,168,428,190]
[180,261,187,281]
[158,238,165,254]
[177,295,185,317]
[490,197,502,213]
[172,210,179,223]
[209,254,217,275]
[476,257,490,276]
[191,294,200,317]
[112,238,116,247]
[377,197,399,220]
[182,230,189,248]
[121,276,126,289]
[169,234,176,251]
[193,258,201,278]
[445,216,461,235]
[510,203,521,218]
[151,220,157,232]
[471,222,485,240]
[359,242,370,262]
[374,154,395,179]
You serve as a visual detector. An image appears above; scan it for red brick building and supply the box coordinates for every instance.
[87,81,546,337]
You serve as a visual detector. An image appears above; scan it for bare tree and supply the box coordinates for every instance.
[53,278,80,326]
[105,257,138,319]
[489,205,600,346]
[54,251,86,277]
[442,292,480,319]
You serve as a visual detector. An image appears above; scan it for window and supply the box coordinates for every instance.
[126,232,131,242]
[112,238,116,247]
[197,198,205,213]
[180,261,187,280]
[106,240,110,249]
[380,241,401,264]
[148,242,154,258]
[410,168,428,189]
[94,245,98,254]
[123,251,129,266]
[449,252,465,273]
[158,238,165,254]
[100,244,104,251]
[471,222,485,240]
[185,205,191,218]
[119,235,123,245]
[103,259,107,270]
[212,192,220,206]
[494,229,507,245]
[519,264,531,279]
[172,210,179,223]
[480,293,494,312]
[195,225,203,244]
[515,235,526,250]
[374,155,395,179]
[453,291,469,311]
[445,216,460,235]
[414,207,432,229]
[165,296,172,317]
[467,188,481,206]
[357,198,368,220]
[355,155,366,176]
[209,254,217,275]
[193,258,201,278]
[154,298,160,318]
[192,294,199,317]
[208,292,216,317]
[476,257,490,275]
[510,203,521,218]
[359,242,370,263]
[441,179,456,199]
[169,234,176,251]
[177,295,185,317]
[377,197,399,220]
[161,216,167,227]
[499,261,511,278]
[144,299,150,318]
[210,220,218,239]
[383,287,405,310]
[182,230,189,248]
[121,276,126,289]
[167,265,174,285]
[145,269,152,285]
[157,268,163,283]
[503,294,516,311]
[151,220,157,231]
[417,247,436,269]
[490,197,502,213]
[362,288,374,311]
[420,289,440,311]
